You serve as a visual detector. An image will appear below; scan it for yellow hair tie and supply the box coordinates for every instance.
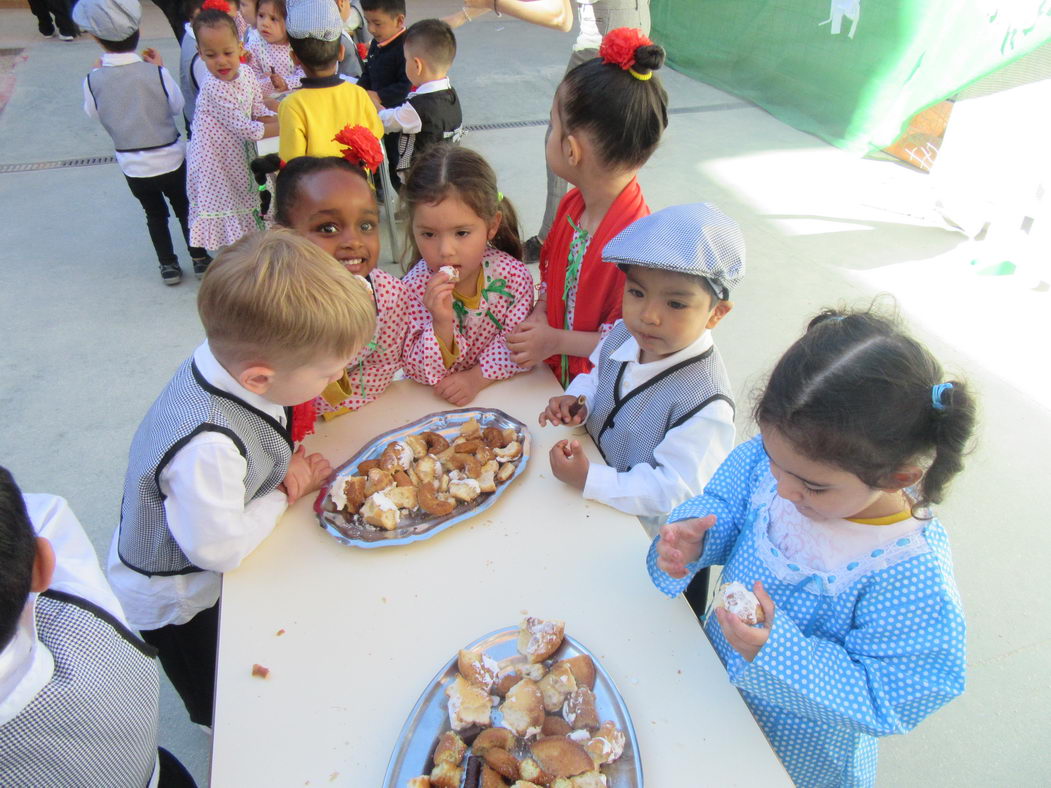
[628,67,652,81]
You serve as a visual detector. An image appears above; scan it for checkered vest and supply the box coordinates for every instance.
[0,591,159,787]
[585,322,734,472]
[395,88,463,171]
[118,357,292,576]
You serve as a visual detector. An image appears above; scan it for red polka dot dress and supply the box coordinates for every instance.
[314,268,412,416]
[187,68,269,250]
[402,248,535,385]
[246,38,303,95]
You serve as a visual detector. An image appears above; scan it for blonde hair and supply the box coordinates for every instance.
[198,229,376,367]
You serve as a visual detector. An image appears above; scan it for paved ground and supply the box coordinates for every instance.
[1,2,1049,785]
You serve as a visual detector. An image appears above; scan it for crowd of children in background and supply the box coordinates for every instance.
[0,3,978,786]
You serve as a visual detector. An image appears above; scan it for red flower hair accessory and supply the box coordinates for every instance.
[333,125,383,173]
[598,27,652,71]
[202,0,231,13]
[356,42,369,61]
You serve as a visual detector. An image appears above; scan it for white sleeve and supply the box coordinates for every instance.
[378,101,422,134]
[563,331,606,405]
[83,75,98,120]
[159,431,288,573]
[192,57,209,95]
[24,494,128,624]
[582,400,736,517]
[160,66,185,117]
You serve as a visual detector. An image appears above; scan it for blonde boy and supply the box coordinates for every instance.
[107,230,375,726]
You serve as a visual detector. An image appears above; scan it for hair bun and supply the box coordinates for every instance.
[633,44,665,73]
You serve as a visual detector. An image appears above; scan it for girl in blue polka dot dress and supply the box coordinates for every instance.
[648,308,976,787]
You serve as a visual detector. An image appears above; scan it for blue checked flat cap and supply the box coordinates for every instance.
[286,0,343,41]
[602,203,745,300]
[73,0,140,40]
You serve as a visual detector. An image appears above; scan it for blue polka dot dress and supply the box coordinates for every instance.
[647,435,966,787]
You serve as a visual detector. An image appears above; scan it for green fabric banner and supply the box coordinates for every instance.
[652,0,1051,153]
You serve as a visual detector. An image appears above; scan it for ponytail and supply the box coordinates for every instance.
[249,153,282,218]
[490,192,523,260]
[924,380,977,506]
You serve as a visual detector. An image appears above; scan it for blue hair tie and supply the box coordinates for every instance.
[931,382,953,411]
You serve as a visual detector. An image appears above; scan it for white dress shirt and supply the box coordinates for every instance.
[378,77,452,134]
[107,342,289,631]
[82,52,186,179]
[566,328,736,534]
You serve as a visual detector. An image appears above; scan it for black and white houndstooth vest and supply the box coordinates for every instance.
[585,322,735,472]
[118,357,292,576]
[0,591,159,787]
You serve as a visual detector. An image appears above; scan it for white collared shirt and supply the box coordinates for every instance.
[82,51,186,179]
[106,342,289,631]
[378,77,451,134]
[566,328,736,534]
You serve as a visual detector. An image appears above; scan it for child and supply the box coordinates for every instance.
[180,0,215,136]
[278,0,382,161]
[651,309,975,787]
[252,129,412,427]
[401,144,534,406]
[0,467,190,786]
[357,0,411,179]
[106,230,375,726]
[246,0,304,95]
[540,204,743,537]
[187,7,277,251]
[75,0,211,285]
[335,0,367,80]
[506,27,669,387]
[380,18,462,187]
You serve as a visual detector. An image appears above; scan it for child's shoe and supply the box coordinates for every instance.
[160,262,182,285]
[192,255,212,280]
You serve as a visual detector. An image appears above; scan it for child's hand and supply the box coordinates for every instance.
[141,48,163,66]
[279,446,332,505]
[507,317,559,369]
[270,72,288,91]
[434,367,490,406]
[549,439,589,489]
[424,269,457,326]
[366,89,382,109]
[262,96,281,112]
[259,117,280,138]
[656,515,716,578]
[715,581,775,662]
[539,395,586,427]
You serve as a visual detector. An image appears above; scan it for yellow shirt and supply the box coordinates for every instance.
[278,75,383,161]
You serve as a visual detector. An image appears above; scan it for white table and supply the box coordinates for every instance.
[211,367,789,786]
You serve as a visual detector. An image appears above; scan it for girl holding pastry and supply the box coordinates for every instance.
[245,0,303,94]
[401,144,535,406]
[650,309,975,787]
[250,126,413,440]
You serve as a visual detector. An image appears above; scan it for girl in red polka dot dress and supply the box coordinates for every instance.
[187,8,277,251]
[401,144,535,406]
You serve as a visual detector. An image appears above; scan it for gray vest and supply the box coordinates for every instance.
[118,357,292,576]
[179,34,201,127]
[0,591,159,787]
[585,322,734,472]
[86,61,180,153]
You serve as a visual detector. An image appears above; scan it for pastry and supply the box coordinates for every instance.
[541,715,572,737]
[357,458,380,474]
[584,722,625,766]
[421,431,450,453]
[562,688,598,731]
[567,395,587,419]
[439,265,460,282]
[384,484,418,511]
[453,439,484,455]
[481,764,510,788]
[553,656,595,691]
[537,663,577,713]
[494,441,522,462]
[492,668,521,697]
[566,773,606,788]
[365,467,394,496]
[360,491,400,530]
[517,662,547,682]
[447,675,492,731]
[448,453,482,479]
[416,455,442,485]
[458,649,499,691]
[450,477,482,503]
[510,783,543,788]
[429,761,463,788]
[529,737,593,779]
[517,618,565,663]
[500,678,544,738]
[379,440,414,472]
[483,748,520,781]
[418,484,456,516]
[714,581,765,625]
[394,470,414,487]
[478,470,497,493]
[460,418,482,439]
[496,462,516,483]
[330,475,367,514]
[434,731,467,765]
[407,777,431,788]
[483,426,511,449]
[517,759,553,786]
[472,727,516,755]
[404,434,428,458]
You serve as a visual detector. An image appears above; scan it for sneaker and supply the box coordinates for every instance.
[57,32,76,41]
[160,262,182,285]
[38,24,55,37]
[522,235,543,264]
[192,256,212,279]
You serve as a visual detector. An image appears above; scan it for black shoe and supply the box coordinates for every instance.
[192,256,212,279]
[38,22,55,37]
[160,262,182,285]
[522,235,543,264]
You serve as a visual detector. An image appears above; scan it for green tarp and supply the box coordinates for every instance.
[652,0,1051,153]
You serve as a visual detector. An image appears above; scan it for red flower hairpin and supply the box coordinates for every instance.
[202,0,231,13]
[333,125,383,172]
[598,27,652,71]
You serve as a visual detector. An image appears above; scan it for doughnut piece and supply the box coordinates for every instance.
[500,678,544,738]
[517,618,565,663]
[552,656,595,691]
[537,662,577,713]
[360,491,400,530]
[421,431,450,453]
[458,649,499,692]
[562,688,598,731]
[529,737,593,779]
[365,468,394,496]
[714,581,765,625]
[472,727,516,756]
[418,484,456,516]
[447,675,492,731]
[434,731,467,765]
[447,453,482,479]
[483,748,520,781]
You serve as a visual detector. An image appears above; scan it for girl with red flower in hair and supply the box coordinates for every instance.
[506,27,669,388]
[250,126,413,441]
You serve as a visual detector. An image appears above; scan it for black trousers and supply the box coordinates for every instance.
[124,161,207,266]
[26,0,77,37]
[140,601,218,727]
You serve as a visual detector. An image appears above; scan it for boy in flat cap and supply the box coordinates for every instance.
[75,0,211,286]
[277,0,382,161]
[540,203,745,538]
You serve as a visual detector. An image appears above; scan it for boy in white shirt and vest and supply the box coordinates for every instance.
[0,467,197,787]
[107,230,375,728]
[540,203,745,539]
[76,0,211,285]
